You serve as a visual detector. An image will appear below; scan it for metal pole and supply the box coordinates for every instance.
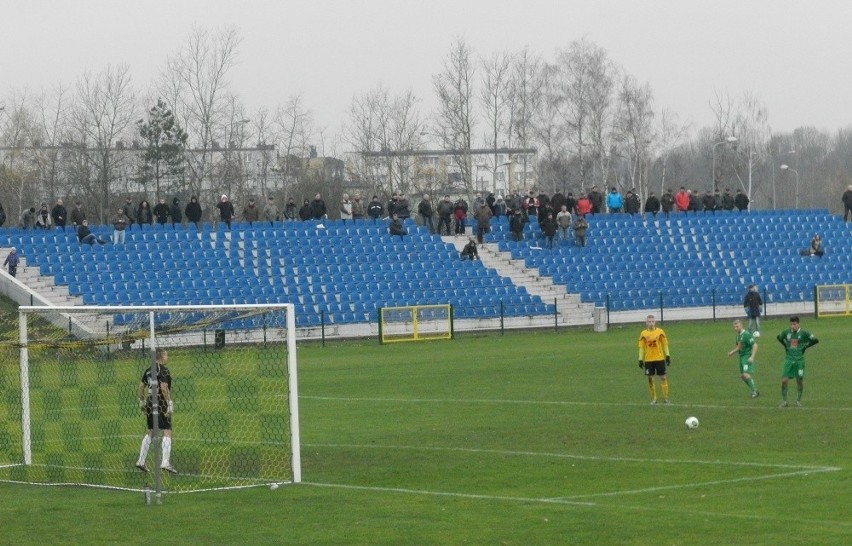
[148,311,162,504]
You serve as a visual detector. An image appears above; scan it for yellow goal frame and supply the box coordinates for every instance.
[815,284,852,317]
[378,304,453,344]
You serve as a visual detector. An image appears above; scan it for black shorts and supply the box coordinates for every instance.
[644,360,667,377]
[146,411,172,431]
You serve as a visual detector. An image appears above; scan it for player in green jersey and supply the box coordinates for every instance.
[776,316,819,407]
[727,319,759,398]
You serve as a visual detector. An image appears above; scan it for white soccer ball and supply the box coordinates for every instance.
[685,416,699,429]
[269,483,280,490]
[753,331,761,338]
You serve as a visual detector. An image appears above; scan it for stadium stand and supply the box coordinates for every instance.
[490,209,851,311]
[2,209,849,328]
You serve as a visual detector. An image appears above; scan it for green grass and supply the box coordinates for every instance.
[2,317,851,545]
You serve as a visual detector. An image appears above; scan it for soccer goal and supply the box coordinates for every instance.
[378,304,453,344]
[0,304,300,495]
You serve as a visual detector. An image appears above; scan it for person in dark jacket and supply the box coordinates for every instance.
[153,198,171,225]
[215,194,235,228]
[644,192,661,216]
[310,193,327,220]
[418,194,435,234]
[388,213,407,239]
[734,189,749,211]
[298,199,312,221]
[284,198,297,221]
[367,196,384,222]
[540,212,558,249]
[660,189,675,217]
[51,199,67,229]
[170,198,183,226]
[721,188,735,211]
[184,196,202,227]
[137,200,153,226]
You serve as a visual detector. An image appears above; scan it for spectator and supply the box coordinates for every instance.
[262,196,279,226]
[743,284,763,335]
[563,192,576,216]
[386,192,399,218]
[51,199,67,229]
[367,195,384,222]
[283,197,297,221]
[472,193,486,212]
[505,191,521,213]
[688,189,701,213]
[339,193,353,223]
[674,187,689,212]
[575,194,592,217]
[644,192,661,216]
[473,201,493,244]
[537,199,555,224]
[170,198,182,226]
[298,199,312,221]
[453,197,468,236]
[492,195,507,217]
[112,207,129,245]
[137,200,153,226]
[395,193,411,219]
[606,187,623,213]
[549,192,564,214]
[573,215,589,247]
[808,234,824,257]
[216,194,235,228]
[35,203,52,229]
[0,202,6,226]
[713,189,723,211]
[556,205,573,241]
[508,208,526,242]
[436,195,453,235]
[587,185,604,214]
[77,219,106,245]
[242,197,259,225]
[734,189,749,211]
[486,192,497,214]
[721,188,735,211]
[388,212,407,239]
[351,193,366,221]
[21,207,37,229]
[184,196,202,228]
[310,193,327,220]
[123,198,137,227]
[4,247,20,277]
[70,201,86,226]
[460,237,479,261]
[624,190,641,215]
[418,194,435,234]
[660,189,675,216]
[843,184,852,222]
[153,198,171,225]
[701,190,716,212]
[523,191,539,216]
[540,212,558,249]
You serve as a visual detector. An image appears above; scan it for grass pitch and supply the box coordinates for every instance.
[1,316,850,545]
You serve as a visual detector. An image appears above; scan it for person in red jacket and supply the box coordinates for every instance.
[575,194,592,217]
[674,187,690,212]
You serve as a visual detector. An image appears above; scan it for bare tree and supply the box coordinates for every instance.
[615,74,655,199]
[32,84,72,202]
[731,92,770,202]
[532,63,569,192]
[161,26,241,197]
[554,39,615,192]
[433,37,476,198]
[652,108,690,195]
[510,46,542,192]
[71,64,136,222]
[479,50,513,194]
[275,93,315,199]
[0,89,41,218]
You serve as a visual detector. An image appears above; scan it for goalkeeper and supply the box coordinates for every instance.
[135,349,177,474]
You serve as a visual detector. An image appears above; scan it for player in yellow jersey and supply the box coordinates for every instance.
[638,314,671,404]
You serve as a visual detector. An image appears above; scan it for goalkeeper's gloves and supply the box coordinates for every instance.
[638,360,644,369]
[138,399,146,413]
[166,400,174,416]
[665,356,671,366]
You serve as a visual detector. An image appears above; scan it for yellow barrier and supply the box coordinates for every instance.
[379,304,453,344]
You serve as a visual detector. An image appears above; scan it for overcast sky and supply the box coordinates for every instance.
[2,0,850,144]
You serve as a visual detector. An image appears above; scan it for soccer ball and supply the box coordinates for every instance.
[685,416,699,429]
[753,331,761,338]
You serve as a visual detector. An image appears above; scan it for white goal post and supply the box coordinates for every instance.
[2,304,301,495]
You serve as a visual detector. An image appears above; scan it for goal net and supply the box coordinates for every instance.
[0,304,300,494]
[379,304,453,344]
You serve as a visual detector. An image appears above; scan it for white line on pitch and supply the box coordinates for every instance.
[305,443,840,472]
[303,481,596,506]
[549,468,839,501]
[301,395,852,412]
